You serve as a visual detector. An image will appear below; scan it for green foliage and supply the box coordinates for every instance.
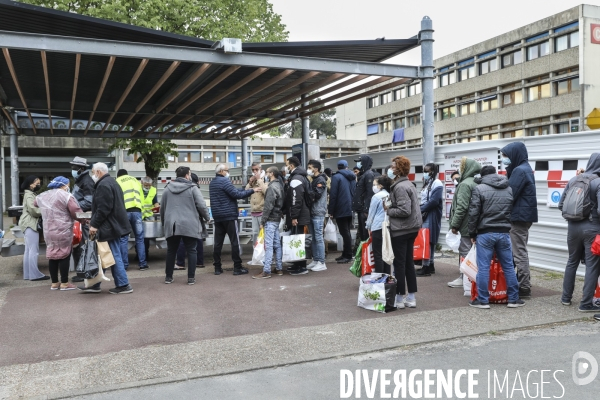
[274,100,336,139]
[108,139,178,181]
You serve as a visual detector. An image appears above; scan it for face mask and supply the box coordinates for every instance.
[91,174,99,183]
[307,169,314,176]
[453,179,459,186]
[501,157,511,166]
[64,186,71,194]
[387,169,395,179]
[372,185,380,194]
[424,174,431,183]
[225,172,230,179]
[32,184,41,192]
[72,170,80,179]
[356,162,362,169]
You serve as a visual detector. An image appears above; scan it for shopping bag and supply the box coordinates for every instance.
[349,240,367,278]
[413,228,430,261]
[72,221,82,248]
[592,234,600,256]
[471,256,508,304]
[85,257,111,287]
[358,273,397,313]
[282,232,306,262]
[324,219,337,243]
[593,277,600,307]
[445,230,461,252]
[361,238,375,276]
[382,216,394,265]
[459,245,477,282]
[97,241,115,268]
[249,228,266,266]
[75,240,99,279]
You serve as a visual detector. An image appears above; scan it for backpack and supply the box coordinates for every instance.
[561,174,599,221]
[303,177,315,208]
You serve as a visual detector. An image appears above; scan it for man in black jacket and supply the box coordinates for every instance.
[468,165,522,309]
[353,155,379,242]
[80,162,132,294]
[70,156,95,283]
[282,157,311,275]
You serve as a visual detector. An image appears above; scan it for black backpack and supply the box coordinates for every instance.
[303,177,315,208]
[561,174,599,221]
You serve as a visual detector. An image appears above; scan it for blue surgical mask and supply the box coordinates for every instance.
[501,157,511,166]
[72,170,80,179]
[387,169,395,179]
[356,162,362,169]
[424,174,431,183]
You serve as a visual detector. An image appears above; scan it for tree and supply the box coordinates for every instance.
[276,107,337,140]
[108,138,178,182]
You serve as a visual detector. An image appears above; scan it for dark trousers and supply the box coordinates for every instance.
[371,229,391,274]
[177,238,204,266]
[49,252,72,284]
[357,212,369,242]
[391,231,418,295]
[166,236,197,279]
[144,238,150,259]
[336,216,353,259]
[213,220,242,270]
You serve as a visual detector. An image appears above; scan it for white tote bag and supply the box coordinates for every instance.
[324,219,337,243]
[382,216,394,265]
[357,273,389,313]
[249,228,266,266]
[282,233,306,262]
[459,244,478,282]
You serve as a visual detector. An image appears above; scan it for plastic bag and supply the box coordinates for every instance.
[249,228,265,266]
[471,256,508,304]
[361,238,375,276]
[350,239,368,278]
[324,220,337,243]
[445,230,461,252]
[358,273,397,313]
[382,216,394,265]
[459,244,477,282]
[413,228,430,261]
[75,240,99,279]
[282,233,305,262]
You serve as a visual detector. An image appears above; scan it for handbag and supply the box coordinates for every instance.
[97,241,115,268]
[36,217,43,232]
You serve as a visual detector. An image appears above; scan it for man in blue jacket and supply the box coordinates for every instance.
[209,164,260,276]
[328,160,356,263]
[500,142,538,297]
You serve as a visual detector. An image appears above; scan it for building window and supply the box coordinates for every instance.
[459,102,476,116]
[394,118,405,129]
[480,133,499,141]
[527,126,550,136]
[367,124,379,135]
[479,97,498,112]
[408,83,421,96]
[367,97,380,108]
[527,41,549,61]
[380,92,392,105]
[502,90,523,106]
[439,71,456,87]
[123,151,136,162]
[556,123,569,134]
[502,50,522,67]
[502,130,524,138]
[555,77,579,96]
[204,151,226,163]
[555,31,579,52]
[441,106,456,120]
[408,114,420,127]
[458,65,475,81]
[528,83,551,101]
[380,121,392,132]
[479,58,497,75]
[393,87,406,100]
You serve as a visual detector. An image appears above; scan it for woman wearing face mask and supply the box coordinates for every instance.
[366,175,393,274]
[34,176,83,290]
[417,163,444,277]
[19,175,49,281]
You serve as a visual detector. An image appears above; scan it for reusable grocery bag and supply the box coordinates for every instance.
[349,240,368,278]
[324,219,337,243]
[361,238,375,276]
[470,256,508,304]
[75,240,99,279]
[459,245,478,282]
[413,228,430,261]
[97,241,115,268]
[445,230,461,252]
[382,216,394,265]
[249,228,266,266]
[282,229,306,262]
[358,273,397,313]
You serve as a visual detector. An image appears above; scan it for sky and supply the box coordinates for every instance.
[269,0,600,66]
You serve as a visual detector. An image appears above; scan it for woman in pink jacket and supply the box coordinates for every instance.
[35,176,83,291]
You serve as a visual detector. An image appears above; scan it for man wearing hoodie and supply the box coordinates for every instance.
[306,159,328,272]
[468,165,523,309]
[500,142,538,297]
[448,157,482,292]
[161,167,210,285]
[328,160,356,263]
[353,155,379,243]
[559,153,600,313]
[69,156,95,283]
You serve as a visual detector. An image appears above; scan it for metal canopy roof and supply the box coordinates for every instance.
[0,0,424,140]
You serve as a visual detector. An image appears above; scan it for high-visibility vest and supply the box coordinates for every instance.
[141,186,157,219]
[116,175,143,210]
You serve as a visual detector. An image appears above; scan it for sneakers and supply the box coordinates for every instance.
[188,278,196,285]
[416,267,431,277]
[252,272,272,279]
[507,299,526,308]
[272,269,284,276]
[311,262,327,272]
[464,290,472,297]
[196,264,205,268]
[395,295,405,309]
[578,304,600,313]
[448,276,464,288]
[594,314,600,322]
[469,299,490,309]
[307,260,318,269]
[51,283,60,291]
[519,288,531,298]
[77,285,101,293]
[335,255,344,261]
[139,265,149,271]
[165,277,174,284]
[290,268,308,275]
[403,296,416,308]
[174,264,186,270]
[60,283,77,291]
[109,284,133,294]
[71,276,84,283]
[214,267,223,275]
[336,258,352,264]
[561,300,572,306]
[233,268,249,276]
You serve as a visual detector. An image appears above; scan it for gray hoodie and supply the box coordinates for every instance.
[468,173,513,238]
[160,178,209,239]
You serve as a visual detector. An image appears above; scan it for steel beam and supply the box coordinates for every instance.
[84,56,115,135]
[8,110,18,206]
[241,138,249,186]
[301,94,309,144]
[40,51,53,134]
[68,54,81,135]
[1,48,36,134]
[420,16,435,165]
[0,30,420,78]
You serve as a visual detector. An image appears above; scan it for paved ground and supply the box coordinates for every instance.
[81,321,600,400]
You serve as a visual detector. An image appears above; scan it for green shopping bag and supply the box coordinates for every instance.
[349,239,369,278]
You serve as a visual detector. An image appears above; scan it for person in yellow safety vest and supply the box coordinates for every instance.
[141,176,160,261]
[116,169,149,271]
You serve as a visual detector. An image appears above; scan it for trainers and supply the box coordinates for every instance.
[252,272,272,279]
[561,300,572,306]
[507,299,526,308]
[311,262,327,272]
[51,283,60,291]
[335,256,344,261]
[464,290,472,297]
[594,314,600,322]
[165,277,174,284]
[519,288,531,298]
[196,264,205,268]
[469,299,490,309]
[307,260,318,269]
[336,258,352,264]
[71,276,84,283]
[416,267,431,277]
[109,284,133,294]
[272,269,284,276]
[290,268,308,275]
[448,276,463,288]
[286,265,300,271]
[77,285,101,293]
[139,265,149,271]
[214,267,223,275]
[60,283,77,291]
[395,295,405,309]
[188,278,196,285]
[578,304,600,312]
[233,268,249,276]
[403,296,416,308]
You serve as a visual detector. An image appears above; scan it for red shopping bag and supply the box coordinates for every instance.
[413,228,430,261]
[471,255,509,304]
[72,221,82,247]
[592,234,600,256]
[361,238,375,276]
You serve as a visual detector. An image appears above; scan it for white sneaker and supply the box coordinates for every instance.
[404,296,416,308]
[464,290,471,297]
[307,260,318,270]
[448,276,463,288]
[395,295,405,309]
[311,262,327,272]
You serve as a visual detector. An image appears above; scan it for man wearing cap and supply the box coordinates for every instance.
[116,169,148,271]
[328,160,356,263]
[70,156,95,283]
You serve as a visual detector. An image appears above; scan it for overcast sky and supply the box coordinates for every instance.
[270,0,600,66]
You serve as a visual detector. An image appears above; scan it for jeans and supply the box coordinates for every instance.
[49,252,71,284]
[475,232,520,304]
[371,229,391,274]
[120,211,146,269]
[510,221,532,290]
[263,221,282,273]
[23,228,44,280]
[391,232,418,295]
[108,237,129,288]
[213,220,243,270]
[562,220,600,307]
[309,216,325,263]
[336,216,353,259]
[177,238,204,266]
[166,236,197,279]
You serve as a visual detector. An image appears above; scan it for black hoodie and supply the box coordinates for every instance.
[283,166,311,228]
[352,155,380,213]
[500,142,538,223]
